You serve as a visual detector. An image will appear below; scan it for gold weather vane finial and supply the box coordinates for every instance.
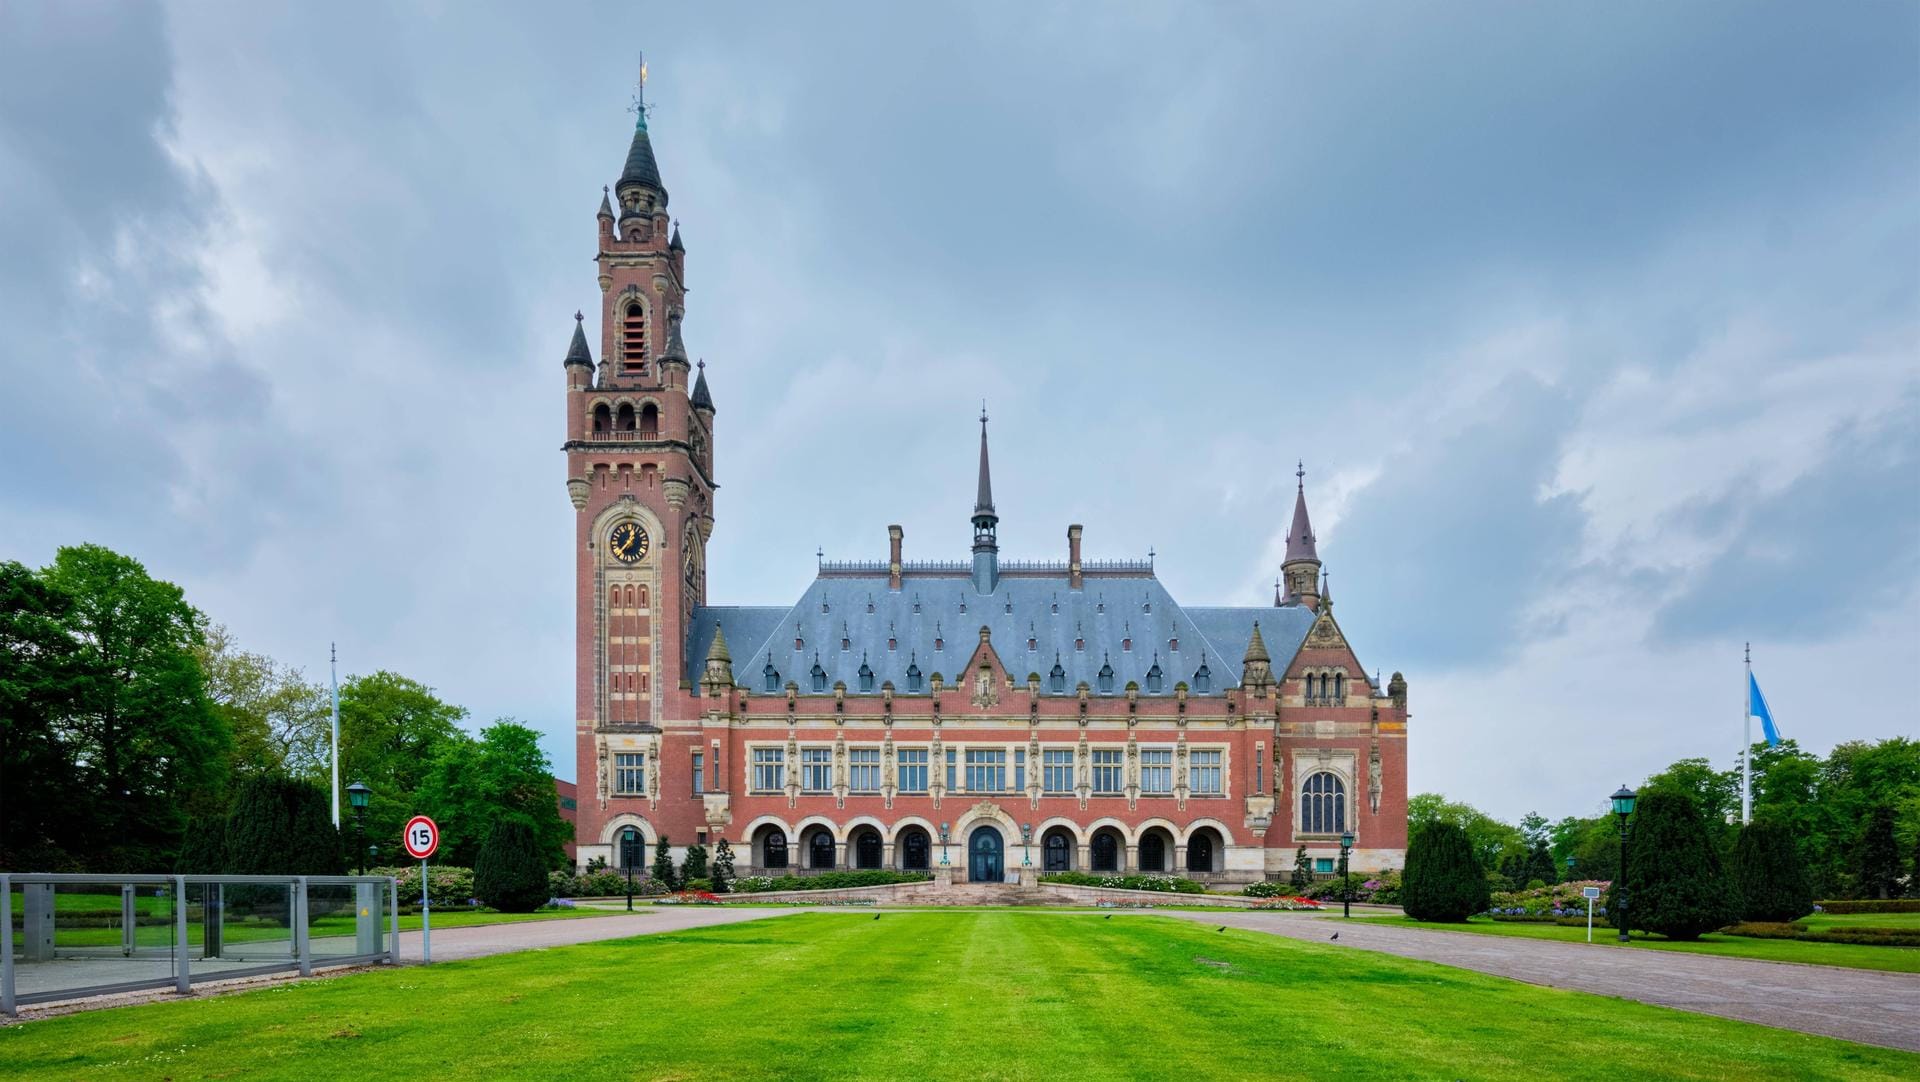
[630,52,652,128]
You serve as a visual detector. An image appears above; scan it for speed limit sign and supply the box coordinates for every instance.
[403,815,440,860]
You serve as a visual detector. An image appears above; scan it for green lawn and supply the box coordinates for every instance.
[1351,915,1920,973]
[17,905,616,950]
[1801,912,1920,931]
[2,912,1914,1081]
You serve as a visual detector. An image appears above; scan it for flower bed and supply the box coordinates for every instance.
[727,870,931,894]
[1040,873,1205,894]
[654,891,722,906]
[1485,880,1611,918]
[1725,921,1920,947]
[1248,896,1322,911]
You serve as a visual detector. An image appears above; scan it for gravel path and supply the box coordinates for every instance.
[1160,910,1920,1052]
[396,906,803,962]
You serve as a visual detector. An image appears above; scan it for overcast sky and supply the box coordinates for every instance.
[3,3,1915,822]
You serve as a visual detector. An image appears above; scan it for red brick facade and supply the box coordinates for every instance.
[561,102,1409,884]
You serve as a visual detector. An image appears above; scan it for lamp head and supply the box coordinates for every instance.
[345,781,373,810]
[1609,785,1638,817]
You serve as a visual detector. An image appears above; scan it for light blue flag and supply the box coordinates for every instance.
[1749,672,1781,747]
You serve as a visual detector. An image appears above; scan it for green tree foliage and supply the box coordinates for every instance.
[651,835,678,890]
[682,842,709,881]
[174,813,228,874]
[222,774,344,875]
[0,561,87,870]
[1289,845,1312,890]
[1641,757,1739,851]
[338,671,466,864]
[1731,818,1811,922]
[43,545,228,870]
[1518,811,1550,851]
[1857,803,1902,900]
[197,623,331,780]
[711,838,735,894]
[1613,789,1738,940]
[1400,822,1489,922]
[473,818,551,913]
[414,720,568,868]
[1523,844,1558,887]
[1408,793,1524,872]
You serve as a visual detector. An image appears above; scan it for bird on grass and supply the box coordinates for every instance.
[1330,932,1339,941]
[873,914,882,920]
[1104,914,1112,920]
[1216,926,1225,932]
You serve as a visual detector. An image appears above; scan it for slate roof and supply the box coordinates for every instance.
[618,118,667,203]
[688,570,1322,698]
[563,312,593,368]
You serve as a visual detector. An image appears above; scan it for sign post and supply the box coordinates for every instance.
[403,815,440,963]
[1582,885,1603,943]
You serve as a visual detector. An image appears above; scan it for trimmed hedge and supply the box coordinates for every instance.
[1813,899,1920,915]
[1039,873,1206,894]
[729,870,931,893]
[1725,922,1920,948]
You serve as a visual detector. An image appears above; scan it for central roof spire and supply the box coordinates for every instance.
[971,405,999,593]
[617,51,667,206]
[974,403,995,516]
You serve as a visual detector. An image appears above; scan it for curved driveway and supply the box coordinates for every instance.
[1161,910,1920,1052]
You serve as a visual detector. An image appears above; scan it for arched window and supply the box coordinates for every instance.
[763,663,780,692]
[1187,832,1216,873]
[617,826,645,871]
[808,832,836,869]
[762,832,788,870]
[639,402,659,439]
[811,663,827,693]
[1091,832,1120,872]
[1301,771,1346,834]
[1139,832,1166,873]
[1049,660,1066,694]
[625,585,635,605]
[1193,663,1211,694]
[1097,659,1114,694]
[855,831,882,869]
[592,404,611,432]
[622,302,647,373]
[906,662,923,693]
[858,661,874,693]
[615,403,636,431]
[1145,662,1163,694]
[609,587,620,605]
[638,585,649,606]
[901,829,930,870]
[1333,673,1345,702]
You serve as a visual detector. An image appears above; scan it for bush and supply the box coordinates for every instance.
[711,838,735,894]
[651,837,678,892]
[1402,821,1489,922]
[682,877,712,892]
[1243,880,1286,898]
[682,843,709,882]
[1732,818,1813,923]
[474,819,551,913]
[1037,872,1206,894]
[174,813,227,874]
[1810,898,1920,914]
[376,864,477,908]
[728,870,931,893]
[1289,845,1313,891]
[1613,789,1739,940]
[1856,804,1902,900]
[1488,880,1610,917]
[223,775,343,876]
[1304,872,1369,901]
[1723,922,1920,948]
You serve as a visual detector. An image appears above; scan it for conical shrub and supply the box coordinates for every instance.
[474,818,550,913]
[1401,821,1488,922]
[1613,789,1739,940]
[1732,818,1812,922]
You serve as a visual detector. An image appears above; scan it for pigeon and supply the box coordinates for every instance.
[1330,932,1340,941]
[873,913,882,920]
[1104,914,1112,920]
[1217,926,1225,932]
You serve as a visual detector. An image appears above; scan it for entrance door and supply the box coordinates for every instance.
[968,826,1004,883]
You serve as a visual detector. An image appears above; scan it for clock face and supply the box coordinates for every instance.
[608,522,649,564]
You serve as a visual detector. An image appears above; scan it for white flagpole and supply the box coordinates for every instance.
[1741,642,1751,826]
[330,642,341,827]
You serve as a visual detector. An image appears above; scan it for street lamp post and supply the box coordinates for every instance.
[1339,830,1355,919]
[939,822,951,867]
[1565,854,1576,882]
[1021,823,1033,868]
[620,827,640,913]
[1610,785,1637,944]
[345,782,373,875]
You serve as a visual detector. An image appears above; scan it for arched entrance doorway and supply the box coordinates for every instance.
[968,826,1004,883]
[1041,827,1075,872]
[1187,827,1224,874]
[853,828,883,869]
[897,826,931,870]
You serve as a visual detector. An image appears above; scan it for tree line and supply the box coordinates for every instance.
[1410,737,1920,900]
[1,545,568,874]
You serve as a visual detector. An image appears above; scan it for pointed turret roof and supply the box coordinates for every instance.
[1243,621,1271,665]
[1285,461,1319,563]
[563,311,593,368]
[1274,578,1284,607]
[662,316,688,363]
[618,112,667,203]
[974,406,995,517]
[669,222,684,252]
[598,186,614,219]
[705,623,731,663]
[691,359,714,412]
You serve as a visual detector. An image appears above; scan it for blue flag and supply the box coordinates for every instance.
[1749,672,1781,747]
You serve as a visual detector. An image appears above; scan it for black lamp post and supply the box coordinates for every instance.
[939,822,951,867]
[345,782,373,875]
[1339,829,1355,919]
[1021,823,1033,868]
[620,826,641,912]
[1565,854,1577,883]
[1610,785,1637,943]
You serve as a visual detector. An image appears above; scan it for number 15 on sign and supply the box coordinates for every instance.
[403,815,439,962]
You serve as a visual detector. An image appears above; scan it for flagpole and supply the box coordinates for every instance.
[1742,642,1751,826]
[330,642,341,828]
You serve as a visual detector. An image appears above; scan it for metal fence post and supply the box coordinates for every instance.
[121,884,136,957]
[387,878,399,966]
[174,876,190,995]
[3,874,15,1016]
[294,877,312,977]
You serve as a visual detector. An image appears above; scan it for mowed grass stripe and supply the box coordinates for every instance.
[1,912,1914,1081]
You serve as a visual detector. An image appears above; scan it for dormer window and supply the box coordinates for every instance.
[858,661,874,693]
[1004,600,1012,613]
[1051,600,1058,614]
[1049,660,1066,694]
[1075,637,1084,651]
[935,635,944,651]
[1193,663,1211,694]
[959,601,967,614]
[795,635,804,651]
[907,660,923,693]
[841,636,850,651]
[1028,636,1037,651]
[1122,637,1132,652]
[763,663,780,692]
[622,302,647,374]
[810,663,827,693]
[1098,658,1114,695]
[1146,661,1163,694]
[867,598,875,613]
[1169,637,1179,652]
[889,637,897,651]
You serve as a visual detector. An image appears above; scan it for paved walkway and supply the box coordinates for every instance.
[396,906,801,962]
[1160,910,1920,1052]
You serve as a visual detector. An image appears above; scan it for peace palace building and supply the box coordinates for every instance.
[562,92,1410,886]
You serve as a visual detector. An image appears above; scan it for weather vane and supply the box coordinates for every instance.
[628,52,653,126]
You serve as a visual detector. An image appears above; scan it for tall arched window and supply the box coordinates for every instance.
[637,585,649,606]
[615,403,636,431]
[1091,832,1120,872]
[1333,673,1345,702]
[1043,832,1071,871]
[592,404,611,432]
[622,302,647,373]
[809,832,836,869]
[901,829,930,870]
[855,831,882,869]
[1138,832,1166,872]
[762,832,788,870]
[1301,771,1346,834]
[639,402,659,439]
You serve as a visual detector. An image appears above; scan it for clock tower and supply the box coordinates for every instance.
[561,73,716,818]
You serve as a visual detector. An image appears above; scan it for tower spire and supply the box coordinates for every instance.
[1282,460,1323,609]
[971,405,999,594]
[617,52,667,209]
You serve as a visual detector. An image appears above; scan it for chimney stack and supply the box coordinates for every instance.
[888,525,904,590]
[1068,524,1084,590]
